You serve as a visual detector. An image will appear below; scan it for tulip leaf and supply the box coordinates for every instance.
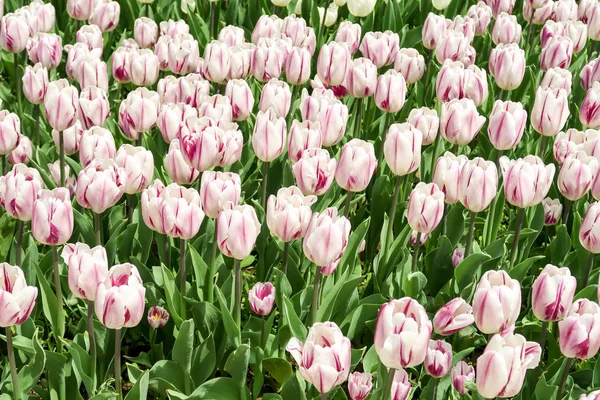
[188,245,209,300]
[534,374,558,399]
[153,265,183,327]
[262,358,292,387]
[282,295,307,341]
[72,208,97,246]
[65,335,95,396]
[224,344,251,386]
[172,319,195,376]
[35,257,65,338]
[215,285,241,347]
[509,255,546,281]
[16,329,46,397]
[454,252,492,291]
[124,370,149,400]
[149,360,190,394]
[191,334,216,387]
[186,377,248,400]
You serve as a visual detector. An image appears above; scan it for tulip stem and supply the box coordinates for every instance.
[5,327,19,399]
[114,328,122,400]
[127,194,135,224]
[311,266,322,326]
[423,50,434,102]
[94,212,102,246]
[429,134,441,181]
[556,358,575,400]
[51,246,63,353]
[320,0,331,38]
[1,155,6,175]
[281,241,289,275]
[59,131,65,187]
[353,98,363,139]
[35,105,41,147]
[412,232,422,272]
[431,378,438,400]
[88,300,97,394]
[207,228,218,303]
[260,315,266,348]
[14,53,21,118]
[261,162,269,212]
[562,199,572,227]
[209,1,215,39]
[164,234,171,268]
[383,368,396,400]
[464,212,477,258]
[441,203,447,237]
[538,135,548,159]
[343,191,353,219]
[320,392,328,400]
[582,252,595,289]
[15,220,23,267]
[386,175,404,247]
[180,238,187,320]
[509,208,525,268]
[234,259,242,337]
[539,320,549,354]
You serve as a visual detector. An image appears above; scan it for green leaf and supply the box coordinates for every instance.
[191,334,216,386]
[35,260,65,337]
[17,329,46,397]
[535,373,558,399]
[186,377,246,400]
[65,335,95,396]
[172,319,195,376]
[282,295,307,341]
[153,265,183,327]
[124,370,149,400]
[262,358,293,387]
[509,255,546,281]
[72,208,96,245]
[149,360,190,394]
[224,344,251,385]
[454,252,492,291]
[215,285,241,346]
[189,245,209,300]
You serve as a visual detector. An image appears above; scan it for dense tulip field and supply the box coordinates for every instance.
[4,0,600,399]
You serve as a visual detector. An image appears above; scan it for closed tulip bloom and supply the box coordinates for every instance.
[318,4,338,28]
[492,13,522,46]
[449,15,476,44]
[8,136,32,165]
[111,47,133,83]
[89,0,120,32]
[524,1,554,24]
[462,65,489,107]
[476,333,541,398]
[375,70,407,113]
[581,82,600,129]
[225,79,254,121]
[252,108,287,162]
[422,13,448,50]
[76,159,126,214]
[433,297,474,336]
[486,0,516,16]
[335,139,376,192]
[303,207,350,266]
[129,49,159,87]
[435,60,465,103]
[425,340,453,378]
[44,79,80,132]
[347,0,376,16]
[390,369,411,400]
[48,161,76,196]
[532,264,576,322]
[178,124,220,172]
[435,30,469,64]
[473,270,521,334]
[115,145,154,194]
[359,31,399,69]
[317,42,351,86]
[489,44,526,90]
[542,197,562,225]
[160,19,189,38]
[348,372,372,400]
[0,13,29,53]
[433,0,452,10]
[407,107,438,145]
[267,186,316,242]
[565,20,588,52]
[540,20,566,48]
[316,97,348,147]
[22,63,48,105]
[284,46,311,85]
[433,152,469,204]
[31,188,73,246]
[0,263,38,327]
[409,230,429,246]
[581,391,600,400]
[79,86,110,129]
[468,2,493,35]
[118,88,160,141]
[76,55,108,92]
[0,111,20,156]
[375,298,432,369]
[134,17,158,48]
[217,25,244,46]
[197,95,233,123]
[335,21,361,54]
[260,79,292,118]
[27,0,53,32]
[292,148,337,196]
[168,34,200,75]
[216,203,260,260]
[452,361,475,395]
[0,164,43,221]
[540,67,572,94]
[79,126,116,167]
[164,139,199,184]
[407,183,445,234]
[199,171,241,219]
[95,263,145,329]
[67,43,100,79]
[540,36,574,71]
[553,0,578,21]
[452,247,465,267]
[76,24,103,51]
[248,282,276,315]
[52,121,83,156]
[67,0,94,20]
[580,202,600,253]
[558,152,599,200]
[531,86,569,136]
[459,158,498,213]
[558,299,600,358]
[251,15,282,44]
[589,4,600,40]
[440,99,486,145]
[393,48,425,85]
[499,155,556,208]
[288,120,322,163]
[26,33,62,69]
[251,42,284,83]
[287,322,351,394]
[202,40,230,84]
[384,123,422,176]
[554,129,585,165]
[62,243,108,301]
[488,100,527,150]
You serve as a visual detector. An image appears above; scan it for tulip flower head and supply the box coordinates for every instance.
[0,263,38,327]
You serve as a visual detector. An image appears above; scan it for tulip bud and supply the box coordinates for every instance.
[317,42,351,86]
[31,188,73,246]
[473,270,521,334]
[288,120,322,163]
[424,340,453,378]
[0,263,38,327]
[384,123,423,177]
[198,172,240,219]
[486,0,516,16]
[251,15,282,44]
[111,47,133,83]
[27,0,53,32]
[558,151,599,201]
[452,247,465,267]
[589,5,600,40]
[163,139,199,184]
[531,86,569,136]
[76,55,108,92]
[89,0,120,32]
[44,79,80,132]
[435,60,465,103]
[317,97,348,147]
[168,34,200,75]
[286,322,351,394]
[407,183,445,234]
[119,88,160,141]
[541,67,572,94]
[581,391,600,400]
[134,17,158,48]
[433,297,474,335]
[489,43,526,90]
[22,63,48,105]
[252,108,287,162]
[540,20,566,48]
[422,13,448,50]
[581,82,600,129]
[224,79,254,121]
[390,369,411,400]
[202,40,231,84]
[335,139,376,192]
[0,164,43,221]
[260,79,292,118]
[393,48,425,85]
[95,263,145,329]
[217,204,261,260]
[303,207,350,268]
[565,20,588,52]
[52,121,83,157]
[524,0,554,24]
[374,70,407,113]
[407,108,438,146]
[409,230,429,246]
[432,152,469,204]
[0,13,29,53]
[580,202,600,253]
[542,197,562,225]
[160,19,190,38]
[292,148,337,196]
[553,0,578,22]
[452,361,475,395]
[129,49,159,87]
[76,159,126,214]
[487,100,528,151]
[76,24,103,51]
[79,126,116,167]
[467,2,493,36]
[8,136,32,165]
[284,46,311,85]
[499,155,555,208]
[553,129,585,165]
[147,306,169,328]
[433,0,452,10]
[67,0,95,20]
[532,264,577,322]
[79,86,110,129]
[248,282,276,315]
[0,111,21,156]
[178,123,220,172]
[26,33,62,69]
[462,65,489,107]
[558,299,600,359]
[115,145,154,194]
[348,372,372,400]
[459,158,498,213]
[435,30,469,64]
[375,298,432,369]
[440,99,486,145]
[267,186,316,242]
[335,21,361,54]
[47,161,75,196]
[476,333,541,398]
[62,242,108,301]
[540,36,574,71]
[359,31,399,69]
[251,42,285,83]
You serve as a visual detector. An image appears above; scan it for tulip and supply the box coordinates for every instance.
[374,70,407,113]
[532,264,576,323]
[292,148,337,196]
[252,108,287,162]
[459,157,498,215]
[248,282,276,315]
[407,183,445,234]
[317,42,351,86]
[76,55,108,92]
[0,263,38,327]
[553,129,584,165]
[384,123,422,176]
[335,139,377,193]
[197,94,233,122]
[558,152,599,201]
[22,63,48,105]
[79,126,116,167]
[114,145,154,194]
[61,242,108,302]
[467,2,493,35]
[157,74,210,106]
[581,82,600,129]
[524,1,554,24]
[89,0,120,32]
[582,391,600,400]
[486,0,516,16]
[259,79,292,118]
[44,79,79,132]
[440,99,486,146]
[553,0,578,21]
[287,322,351,394]
[156,103,194,143]
[202,40,230,84]
[435,30,469,64]
[499,155,556,208]
[462,65,489,107]
[375,297,432,369]
[7,135,31,165]
[47,162,75,197]
[31,188,73,246]
[0,111,20,156]
[452,247,465,268]
[0,13,29,53]
[433,0,452,10]
[540,36,574,71]
[178,122,221,172]
[216,203,261,260]
[558,299,600,359]
[393,48,425,85]
[0,164,43,221]
[217,25,244,46]
[408,230,428,247]
[198,172,240,219]
[314,97,348,147]
[76,159,126,214]
[288,120,322,163]
[449,15,476,44]
[432,152,468,205]
[118,88,160,142]
[347,0,376,16]
[76,24,103,51]
[406,108,438,146]
[348,372,372,400]
[163,139,198,185]
[251,42,285,83]
[67,0,95,20]
[433,297,474,335]
[95,263,145,329]
[540,20,566,48]
[251,15,282,44]
[79,86,110,130]
[565,20,588,52]
[284,46,311,85]
[531,86,569,137]
[303,207,350,268]
[473,270,521,334]
[155,37,171,70]
[435,60,465,103]
[390,369,411,400]
[129,49,159,87]
[476,333,541,398]
[541,197,562,225]
[168,34,200,75]
[160,19,190,38]
[489,44,526,90]
[31,1,54,33]
[224,79,254,121]
[487,100,528,151]
[147,306,169,329]
[335,21,361,54]
[452,361,475,395]
[589,5,600,40]
[359,31,399,69]
[26,33,62,69]
[268,185,316,248]
[540,67,572,94]
[424,340,452,378]
[422,13,447,50]
[581,202,600,254]
[111,47,133,83]
[134,17,158,48]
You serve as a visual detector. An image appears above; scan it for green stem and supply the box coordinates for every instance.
[88,300,97,395]
[539,135,548,159]
[556,358,575,400]
[5,327,19,399]
[15,220,24,267]
[261,162,269,212]
[412,233,422,272]
[386,175,403,245]
[94,212,102,246]
[14,53,21,119]
[320,0,332,38]
[429,134,441,181]
[343,191,353,219]
[281,241,289,275]
[539,320,549,355]
[114,329,122,400]
[423,50,434,102]
[35,105,40,147]
[562,199,572,227]
[311,266,322,326]
[464,212,477,258]
[1,155,6,175]
[180,238,187,320]
[441,203,447,237]
[59,131,65,187]
[52,246,63,353]
[210,2,215,39]
[353,98,363,138]
[234,259,242,339]
[582,253,595,289]
[383,368,397,400]
[432,378,438,400]
[509,208,526,268]
[320,392,328,400]
[164,234,171,268]
[207,228,218,303]
[260,315,266,348]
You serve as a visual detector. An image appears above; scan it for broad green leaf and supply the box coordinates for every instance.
[262,358,293,387]
[172,319,195,376]
[124,370,149,400]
